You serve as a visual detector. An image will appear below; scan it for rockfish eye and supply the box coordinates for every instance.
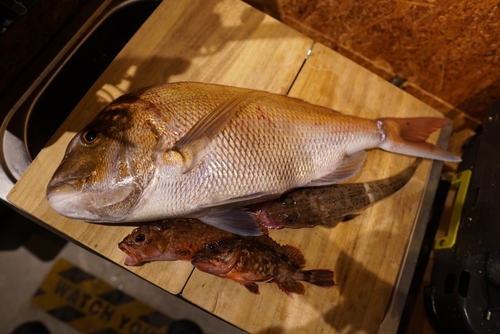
[81,130,101,146]
[135,234,146,242]
[206,241,219,250]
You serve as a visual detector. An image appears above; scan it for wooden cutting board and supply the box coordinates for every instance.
[7,0,312,295]
[7,0,444,332]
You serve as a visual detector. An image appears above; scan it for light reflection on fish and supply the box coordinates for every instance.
[255,158,422,229]
[46,82,460,236]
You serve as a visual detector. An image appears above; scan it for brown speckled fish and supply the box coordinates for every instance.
[47,82,459,236]
[118,219,234,266]
[255,158,422,229]
[192,235,335,296]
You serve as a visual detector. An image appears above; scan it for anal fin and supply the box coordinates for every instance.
[307,151,366,187]
[243,283,260,294]
[279,281,305,296]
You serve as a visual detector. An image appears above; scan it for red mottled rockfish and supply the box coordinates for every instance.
[192,235,335,295]
[118,219,235,266]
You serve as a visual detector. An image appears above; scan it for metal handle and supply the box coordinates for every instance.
[434,169,472,250]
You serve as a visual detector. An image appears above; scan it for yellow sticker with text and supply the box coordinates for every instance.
[31,258,172,334]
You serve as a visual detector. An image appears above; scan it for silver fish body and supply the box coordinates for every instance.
[47,82,459,235]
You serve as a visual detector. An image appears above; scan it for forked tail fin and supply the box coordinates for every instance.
[280,270,335,296]
[377,117,461,162]
[301,269,335,287]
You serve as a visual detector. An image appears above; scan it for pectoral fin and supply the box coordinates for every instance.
[170,90,257,173]
[307,151,366,187]
[198,209,263,236]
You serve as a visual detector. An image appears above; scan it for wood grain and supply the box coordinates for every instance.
[181,43,442,333]
[7,0,312,294]
[8,0,443,332]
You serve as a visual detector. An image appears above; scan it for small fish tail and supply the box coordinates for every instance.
[361,157,422,204]
[377,117,460,162]
[300,269,335,287]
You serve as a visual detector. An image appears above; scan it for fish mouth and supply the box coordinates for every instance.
[46,182,82,212]
[124,255,142,266]
[118,243,143,266]
[46,181,80,201]
[191,258,222,274]
[191,257,208,265]
[192,252,239,275]
[256,209,277,229]
[45,181,91,219]
[46,178,136,221]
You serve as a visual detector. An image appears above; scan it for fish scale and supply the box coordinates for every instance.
[132,96,364,219]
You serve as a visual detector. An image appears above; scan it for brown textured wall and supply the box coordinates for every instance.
[246,0,500,131]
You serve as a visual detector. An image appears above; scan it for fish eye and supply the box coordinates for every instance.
[135,234,146,242]
[283,212,298,222]
[81,129,101,146]
[206,241,219,250]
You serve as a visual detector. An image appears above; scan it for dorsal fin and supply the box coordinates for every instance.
[170,90,257,173]
[281,245,306,268]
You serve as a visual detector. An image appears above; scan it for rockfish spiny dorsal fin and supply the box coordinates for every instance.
[282,244,306,268]
[253,235,306,268]
[170,90,258,173]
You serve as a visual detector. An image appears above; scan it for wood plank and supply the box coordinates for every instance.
[6,0,312,295]
[181,43,443,333]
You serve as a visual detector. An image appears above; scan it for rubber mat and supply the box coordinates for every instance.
[31,258,172,334]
